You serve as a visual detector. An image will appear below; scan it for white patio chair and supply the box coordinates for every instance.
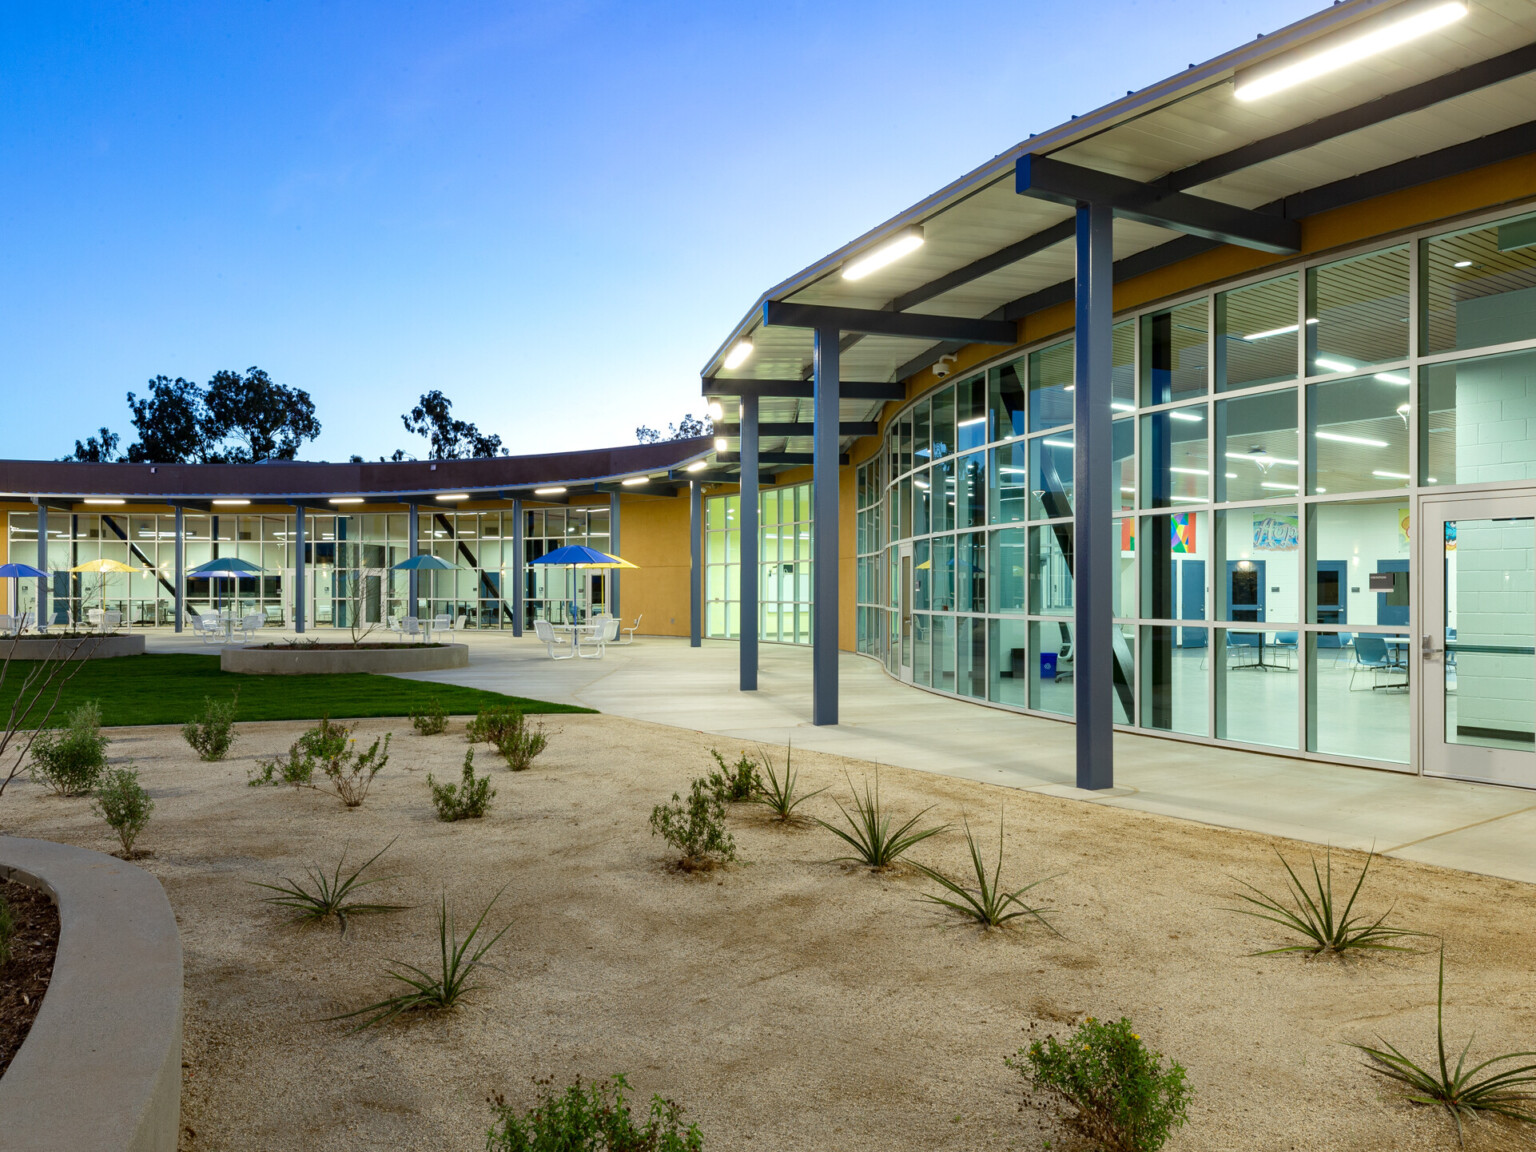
[236,612,264,642]
[431,613,451,638]
[617,614,643,645]
[383,614,402,635]
[577,616,619,660]
[87,608,103,631]
[401,616,423,641]
[0,615,14,638]
[534,618,577,660]
[102,610,122,634]
[193,613,224,644]
[453,614,469,634]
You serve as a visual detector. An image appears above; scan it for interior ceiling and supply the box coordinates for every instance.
[704,0,1536,473]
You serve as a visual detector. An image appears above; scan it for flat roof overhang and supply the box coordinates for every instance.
[702,0,1536,456]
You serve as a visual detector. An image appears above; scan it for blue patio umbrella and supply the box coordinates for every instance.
[528,546,625,622]
[391,554,460,571]
[0,563,47,620]
[188,557,266,613]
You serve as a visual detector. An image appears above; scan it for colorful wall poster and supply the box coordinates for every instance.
[1398,507,1411,549]
[1253,513,1299,552]
[1170,513,1196,554]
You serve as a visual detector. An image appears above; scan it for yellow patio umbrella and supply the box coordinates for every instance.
[69,558,145,614]
[575,553,639,569]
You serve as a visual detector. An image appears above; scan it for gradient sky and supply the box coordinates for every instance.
[2,0,1326,463]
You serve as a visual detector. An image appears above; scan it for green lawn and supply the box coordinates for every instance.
[0,654,591,728]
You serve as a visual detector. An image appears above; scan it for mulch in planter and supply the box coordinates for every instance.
[0,879,60,1078]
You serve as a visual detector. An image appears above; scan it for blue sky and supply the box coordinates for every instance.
[1,0,1325,463]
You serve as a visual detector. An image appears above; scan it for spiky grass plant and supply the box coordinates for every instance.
[816,770,948,869]
[1353,945,1536,1145]
[915,812,1058,932]
[248,839,408,935]
[749,743,825,823]
[1229,848,1422,956]
[329,886,510,1032]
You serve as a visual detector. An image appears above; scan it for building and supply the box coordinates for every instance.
[6,0,1536,793]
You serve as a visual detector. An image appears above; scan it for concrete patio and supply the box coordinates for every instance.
[149,629,1536,884]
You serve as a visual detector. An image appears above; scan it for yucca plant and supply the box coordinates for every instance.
[816,770,948,868]
[750,743,825,823]
[1229,848,1423,956]
[915,812,1057,932]
[248,839,408,935]
[1353,945,1536,1145]
[328,886,511,1032]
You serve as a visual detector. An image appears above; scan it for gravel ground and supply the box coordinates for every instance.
[3,713,1535,1152]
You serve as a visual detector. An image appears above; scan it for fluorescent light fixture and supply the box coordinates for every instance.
[533,487,567,495]
[328,497,364,505]
[1170,495,1206,504]
[714,437,728,452]
[1226,472,1238,479]
[1243,323,1299,341]
[1233,1,1468,102]
[1042,439,1074,449]
[723,341,754,370]
[1317,487,1327,493]
[435,493,470,501]
[1260,481,1300,490]
[621,477,649,486]
[83,499,124,505]
[1428,476,1439,483]
[1371,470,1410,480]
[957,416,986,427]
[212,499,250,506]
[707,400,724,421]
[1120,486,1136,494]
[1314,431,1389,447]
[1226,452,1298,466]
[1169,466,1209,476]
[686,461,707,473]
[913,479,930,490]
[1169,410,1204,422]
[1064,385,1075,392]
[1375,372,1410,385]
[1111,401,1135,412]
[1314,356,1356,374]
[842,227,924,281]
[1453,260,1474,268]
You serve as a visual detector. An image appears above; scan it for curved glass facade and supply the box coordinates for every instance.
[859,204,1536,770]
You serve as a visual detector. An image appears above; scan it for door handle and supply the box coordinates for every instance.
[1421,633,1443,659]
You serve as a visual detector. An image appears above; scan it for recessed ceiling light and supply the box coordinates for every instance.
[1453,260,1474,268]
[328,497,364,505]
[714,438,728,451]
[212,499,250,506]
[83,498,124,505]
[1372,470,1411,480]
[1243,323,1299,341]
[1315,431,1389,447]
[532,487,566,496]
[1375,372,1411,385]
[621,477,648,486]
[435,493,470,501]
[723,341,753,370]
[1314,356,1356,373]
[843,227,924,281]
[686,461,707,473]
[707,400,724,420]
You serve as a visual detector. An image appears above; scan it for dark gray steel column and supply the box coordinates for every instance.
[689,479,702,648]
[407,502,420,614]
[173,505,185,632]
[739,395,759,691]
[292,506,307,633]
[609,491,621,620]
[812,326,840,726]
[1073,201,1114,789]
[35,504,48,628]
[511,497,524,636]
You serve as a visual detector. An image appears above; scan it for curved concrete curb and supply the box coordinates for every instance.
[3,635,146,660]
[221,641,469,674]
[0,837,182,1152]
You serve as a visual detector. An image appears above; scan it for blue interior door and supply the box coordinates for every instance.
[1180,558,1206,647]
[1315,559,1347,647]
[1376,558,1410,626]
[1227,560,1266,623]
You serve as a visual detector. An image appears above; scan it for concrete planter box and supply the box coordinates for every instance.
[2,634,146,660]
[0,837,182,1152]
[221,642,469,675]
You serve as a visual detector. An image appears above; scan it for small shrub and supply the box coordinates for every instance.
[0,894,12,966]
[429,749,495,821]
[182,694,238,761]
[466,704,518,744]
[247,742,314,789]
[248,839,409,935]
[29,700,110,796]
[468,705,549,771]
[487,1074,704,1152]
[706,748,760,803]
[915,812,1057,932]
[650,778,736,870]
[410,698,449,736]
[816,770,947,869]
[750,743,825,823]
[310,720,391,807]
[1353,945,1536,1143]
[328,887,509,1031]
[1009,1016,1192,1152]
[92,766,155,857]
[1229,848,1423,956]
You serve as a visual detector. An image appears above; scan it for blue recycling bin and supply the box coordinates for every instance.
[1039,652,1057,679]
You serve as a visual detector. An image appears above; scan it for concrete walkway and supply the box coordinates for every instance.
[150,630,1536,883]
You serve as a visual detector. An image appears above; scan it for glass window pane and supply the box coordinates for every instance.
[956,531,985,613]
[1216,272,1298,391]
[1308,500,1410,629]
[932,458,955,533]
[1113,418,1135,513]
[931,535,955,611]
[1029,525,1073,616]
[1307,635,1409,763]
[1140,299,1208,405]
[912,468,931,536]
[1307,373,1410,494]
[988,617,1029,707]
[912,540,930,612]
[1030,434,1074,519]
[930,386,955,460]
[1422,347,1536,487]
[1029,340,1073,432]
[1307,246,1409,375]
[990,441,1028,525]
[989,361,1026,441]
[1140,625,1208,736]
[1139,511,1207,623]
[989,527,1026,613]
[1029,620,1074,716]
[956,376,986,453]
[1218,505,1298,623]
[931,614,955,693]
[1217,389,1298,503]
[912,399,930,467]
[1139,407,1207,508]
[1442,517,1532,751]
[1422,212,1536,354]
[1113,517,1136,618]
[1215,627,1297,749]
[1112,319,1135,408]
[913,613,931,686]
[957,451,986,529]
[896,415,912,477]
[957,616,987,699]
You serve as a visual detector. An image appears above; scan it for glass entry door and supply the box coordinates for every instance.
[1420,494,1536,787]
[898,543,913,683]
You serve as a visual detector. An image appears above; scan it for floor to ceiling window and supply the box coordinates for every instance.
[703,482,813,643]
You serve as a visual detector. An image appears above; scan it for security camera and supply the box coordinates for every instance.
[933,353,959,379]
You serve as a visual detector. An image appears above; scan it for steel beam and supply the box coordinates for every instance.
[812,326,840,726]
[173,505,184,632]
[689,479,702,648]
[763,300,1016,345]
[511,497,524,636]
[407,503,419,614]
[714,451,850,466]
[609,490,621,621]
[35,504,47,628]
[1073,202,1115,791]
[714,422,877,438]
[292,506,307,633]
[703,378,905,401]
[739,394,759,692]
[1017,154,1299,253]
